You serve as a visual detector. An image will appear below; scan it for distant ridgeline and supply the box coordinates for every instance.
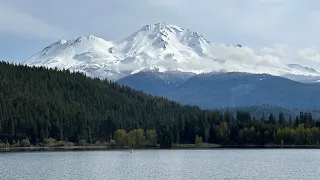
[220,105,320,120]
[0,61,320,148]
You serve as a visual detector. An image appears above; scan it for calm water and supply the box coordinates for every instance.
[0,149,320,180]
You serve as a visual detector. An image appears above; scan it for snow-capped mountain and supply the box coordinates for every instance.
[24,22,320,82]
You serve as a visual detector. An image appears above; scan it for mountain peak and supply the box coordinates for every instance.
[139,22,206,40]
[57,39,68,44]
[72,34,105,44]
[111,22,211,57]
[75,34,98,40]
[140,22,184,32]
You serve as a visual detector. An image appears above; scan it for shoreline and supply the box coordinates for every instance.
[0,144,319,153]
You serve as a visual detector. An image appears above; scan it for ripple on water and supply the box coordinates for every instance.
[0,149,320,180]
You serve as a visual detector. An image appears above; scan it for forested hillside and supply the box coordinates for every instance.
[118,71,320,109]
[0,61,320,148]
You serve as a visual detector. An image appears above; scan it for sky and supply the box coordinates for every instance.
[0,0,320,65]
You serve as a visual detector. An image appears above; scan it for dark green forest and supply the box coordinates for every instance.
[1,61,320,148]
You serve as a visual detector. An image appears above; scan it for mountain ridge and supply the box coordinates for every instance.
[23,22,320,83]
[117,71,320,109]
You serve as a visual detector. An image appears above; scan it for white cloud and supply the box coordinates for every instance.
[260,44,320,64]
[0,5,68,39]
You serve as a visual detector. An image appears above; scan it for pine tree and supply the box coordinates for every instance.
[278,112,286,125]
[0,61,320,148]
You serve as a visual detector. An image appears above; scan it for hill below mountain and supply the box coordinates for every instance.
[118,71,320,109]
[0,61,204,146]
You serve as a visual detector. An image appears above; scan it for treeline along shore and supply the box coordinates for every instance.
[1,61,320,151]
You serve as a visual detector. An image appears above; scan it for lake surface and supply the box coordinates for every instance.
[0,149,320,180]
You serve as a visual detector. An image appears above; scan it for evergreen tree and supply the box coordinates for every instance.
[269,114,276,124]
[0,61,320,148]
[278,112,286,125]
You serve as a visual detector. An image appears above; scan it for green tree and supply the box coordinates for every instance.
[218,121,229,144]
[1,61,320,148]
[146,129,157,147]
[173,125,180,144]
[278,112,286,125]
[295,124,306,145]
[113,129,127,147]
[269,114,276,124]
[21,138,31,147]
[159,128,173,148]
[195,135,203,147]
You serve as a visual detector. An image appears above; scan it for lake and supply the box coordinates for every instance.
[0,149,319,179]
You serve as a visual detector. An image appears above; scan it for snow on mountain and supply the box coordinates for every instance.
[287,64,319,74]
[25,35,124,79]
[24,22,320,81]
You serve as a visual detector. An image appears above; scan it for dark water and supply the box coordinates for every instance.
[0,149,320,180]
